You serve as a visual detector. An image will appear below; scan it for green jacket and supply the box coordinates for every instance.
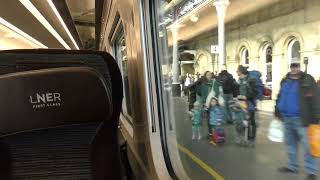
[197,79,220,104]
[192,109,204,125]
[238,76,257,103]
[275,72,320,126]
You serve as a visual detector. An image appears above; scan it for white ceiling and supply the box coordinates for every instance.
[0,23,41,49]
[66,0,95,48]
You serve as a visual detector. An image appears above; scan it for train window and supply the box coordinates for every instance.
[153,0,320,180]
[114,31,133,120]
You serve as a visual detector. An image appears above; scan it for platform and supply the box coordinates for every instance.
[173,98,319,180]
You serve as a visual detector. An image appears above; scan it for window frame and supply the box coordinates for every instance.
[111,22,134,125]
[144,0,182,179]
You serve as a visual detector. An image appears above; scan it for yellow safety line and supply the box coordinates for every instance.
[177,144,225,180]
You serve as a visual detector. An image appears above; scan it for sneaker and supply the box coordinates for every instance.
[198,132,202,140]
[235,138,241,145]
[192,134,196,140]
[248,140,255,148]
[240,140,249,147]
[198,135,201,140]
[278,167,298,174]
[306,174,317,180]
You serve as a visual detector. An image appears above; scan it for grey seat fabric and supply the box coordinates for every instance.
[4,123,99,180]
[0,50,124,180]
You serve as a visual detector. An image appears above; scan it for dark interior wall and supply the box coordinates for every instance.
[95,0,105,50]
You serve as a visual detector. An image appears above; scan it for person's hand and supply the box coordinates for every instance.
[237,95,246,100]
[274,107,282,119]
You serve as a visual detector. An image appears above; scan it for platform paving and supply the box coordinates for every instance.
[172,98,319,180]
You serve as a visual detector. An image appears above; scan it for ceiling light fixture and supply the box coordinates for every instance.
[190,15,199,22]
[19,0,71,49]
[47,0,79,49]
[0,17,47,48]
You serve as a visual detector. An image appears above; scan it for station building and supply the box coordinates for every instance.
[166,0,320,99]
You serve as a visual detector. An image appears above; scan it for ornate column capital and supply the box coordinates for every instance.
[213,0,230,18]
[213,0,230,7]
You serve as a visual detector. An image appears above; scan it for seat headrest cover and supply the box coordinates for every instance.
[0,67,112,135]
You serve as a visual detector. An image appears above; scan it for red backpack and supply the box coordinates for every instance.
[213,128,226,144]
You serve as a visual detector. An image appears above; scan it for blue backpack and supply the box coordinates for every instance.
[248,70,264,101]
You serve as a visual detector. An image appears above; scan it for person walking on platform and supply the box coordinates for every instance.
[217,70,237,124]
[197,71,215,104]
[197,71,221,136]
[236,65,258,147]
[184,74,192,97]
[275,62,319,180]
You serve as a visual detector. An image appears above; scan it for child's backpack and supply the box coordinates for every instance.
[213,128,226,144]
[248,70,264,101]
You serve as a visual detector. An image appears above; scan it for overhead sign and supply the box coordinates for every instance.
[303,57,309,65]
[211,45,220,54]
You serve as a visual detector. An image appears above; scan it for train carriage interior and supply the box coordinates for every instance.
[0,0,320,180]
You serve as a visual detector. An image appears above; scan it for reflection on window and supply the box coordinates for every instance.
[154,0,320,180]
[114,33,132,118]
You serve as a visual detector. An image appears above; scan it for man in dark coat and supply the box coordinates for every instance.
[217,70,238,123]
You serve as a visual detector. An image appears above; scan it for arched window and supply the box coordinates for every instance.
[240,47,249,65]
[288,39,301,65]
[263,46,272,83]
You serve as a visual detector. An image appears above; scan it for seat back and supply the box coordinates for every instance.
[0,49,123,180]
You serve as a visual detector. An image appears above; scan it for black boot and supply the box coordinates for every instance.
[306,174,317,180]
[278,167,298,174]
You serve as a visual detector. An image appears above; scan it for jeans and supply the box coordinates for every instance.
[248,111,256,141]
[223,94,233,122]
[283,117,318,175]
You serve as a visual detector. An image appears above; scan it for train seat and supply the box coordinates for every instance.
[0,50,123,180]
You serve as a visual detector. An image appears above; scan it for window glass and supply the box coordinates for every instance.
[114,33,132,119]
[288,39,301,65]
[154,0,320,180]
[266,46,272,63]
[265,46,272,84]
[239,47,249,65]
[244,49,249,65]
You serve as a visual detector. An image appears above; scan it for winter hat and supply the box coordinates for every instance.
[290,57,300,68]
[238,65,249,75]
[210,97,219,102]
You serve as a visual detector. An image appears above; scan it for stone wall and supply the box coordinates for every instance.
[184,0,320,99]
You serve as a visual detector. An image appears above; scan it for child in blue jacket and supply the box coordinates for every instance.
[207,97,224,135]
